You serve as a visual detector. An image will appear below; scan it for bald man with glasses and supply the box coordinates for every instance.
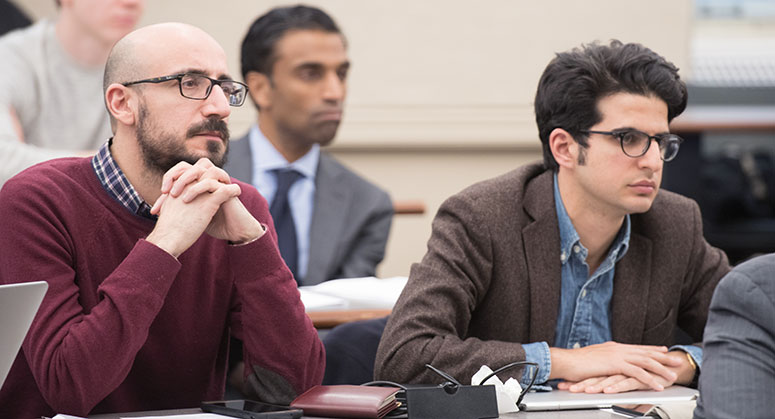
[0,22,323,418]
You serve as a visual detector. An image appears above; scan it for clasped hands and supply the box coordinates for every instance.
[550,341,695,394]
[146,158,265,258]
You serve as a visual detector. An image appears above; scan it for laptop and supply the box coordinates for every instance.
[0,281,48,390]
[520,385,698,411]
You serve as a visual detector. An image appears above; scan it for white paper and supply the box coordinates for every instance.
[50,411,220,419]
[298,288,349,311]
[120,414,222,419]
[299,276,408,310]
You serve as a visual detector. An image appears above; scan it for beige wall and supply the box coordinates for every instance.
[16,0,692,276]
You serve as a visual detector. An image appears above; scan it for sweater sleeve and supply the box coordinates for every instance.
[0,122,79,185]
[0,175,182,416]
[229,185,325,403]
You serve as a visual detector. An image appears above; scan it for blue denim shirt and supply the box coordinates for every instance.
[520,174,701,386]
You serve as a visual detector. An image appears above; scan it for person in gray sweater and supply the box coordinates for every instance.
[0,0,143,186]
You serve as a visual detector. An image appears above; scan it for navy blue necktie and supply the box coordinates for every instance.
[269,169,303,284]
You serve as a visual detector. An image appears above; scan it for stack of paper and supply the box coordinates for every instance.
[299,276,408,311]
[298,289,349,311]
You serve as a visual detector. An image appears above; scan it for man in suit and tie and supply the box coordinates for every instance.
[225,5,392,286]
[224,5,393,389]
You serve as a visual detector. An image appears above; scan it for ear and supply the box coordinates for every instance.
[548,128,579,170]
[105,83,137,127]
[245,71,272,109]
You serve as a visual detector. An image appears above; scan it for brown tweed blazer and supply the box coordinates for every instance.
[375,162,730,384]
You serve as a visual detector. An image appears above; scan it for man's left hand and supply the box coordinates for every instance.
[557,350,695,393]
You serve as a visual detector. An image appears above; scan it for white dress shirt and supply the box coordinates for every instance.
[248,124,320,281]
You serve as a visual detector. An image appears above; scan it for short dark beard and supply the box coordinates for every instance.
[136,103,230,174]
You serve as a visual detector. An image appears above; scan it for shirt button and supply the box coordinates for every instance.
[581,289,587,298]
[573,245,581,253]
[573,342,581,349]
[560,252,567,261]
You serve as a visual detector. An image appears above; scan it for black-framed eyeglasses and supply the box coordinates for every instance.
[122,73,248,107]
[581,129,684,162]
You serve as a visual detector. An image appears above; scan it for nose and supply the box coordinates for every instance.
[201,84,231,120]
[322,72,345,103]
[638,138,663,173]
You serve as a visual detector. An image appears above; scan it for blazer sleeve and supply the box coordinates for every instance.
[678,199,731,342]
[375,192,527,384]
[335,189,393,279]
[693,257,775,419]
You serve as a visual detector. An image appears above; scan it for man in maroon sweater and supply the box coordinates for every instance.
[0,22,324,417]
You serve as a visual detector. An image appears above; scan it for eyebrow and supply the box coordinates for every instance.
[176,68,233,81]
[295,62,324,71]
[294,61,351,71]
[615,126,671,136]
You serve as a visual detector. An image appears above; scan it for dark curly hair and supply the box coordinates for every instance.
[534,40,687,170]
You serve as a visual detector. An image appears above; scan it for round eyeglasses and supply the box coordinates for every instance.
[581,129,684,162]
[122,73,249,107]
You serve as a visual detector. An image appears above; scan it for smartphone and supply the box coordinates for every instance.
[201,399,303,419]
[612,404,659,417]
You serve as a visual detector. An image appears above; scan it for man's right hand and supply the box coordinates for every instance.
[146,162,241,258]
[549,341,682,392]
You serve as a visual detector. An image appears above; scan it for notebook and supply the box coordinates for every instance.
[520,385,698,411]
[0,281,48,390]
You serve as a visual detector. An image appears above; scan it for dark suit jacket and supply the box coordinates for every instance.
[224,133,393,285]
[375,162,730,384]
[694,254,775,419]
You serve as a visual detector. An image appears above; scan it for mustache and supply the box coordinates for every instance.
[186,117,230,142]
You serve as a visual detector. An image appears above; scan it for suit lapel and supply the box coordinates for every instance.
[522,172,562,345]
[307,154,350,285]
[611,232,652,343]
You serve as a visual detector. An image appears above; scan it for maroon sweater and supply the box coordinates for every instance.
[0,158,324,417]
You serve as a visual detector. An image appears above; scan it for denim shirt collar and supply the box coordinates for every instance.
[553,172,631,266]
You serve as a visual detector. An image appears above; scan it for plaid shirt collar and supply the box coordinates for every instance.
[92,138,156,220]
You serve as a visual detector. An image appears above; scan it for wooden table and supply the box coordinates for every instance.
[393,200,426,215]
[307,308,391,329]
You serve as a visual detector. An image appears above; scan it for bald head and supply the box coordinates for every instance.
[104,23,225,93]
[103,23,228,129]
